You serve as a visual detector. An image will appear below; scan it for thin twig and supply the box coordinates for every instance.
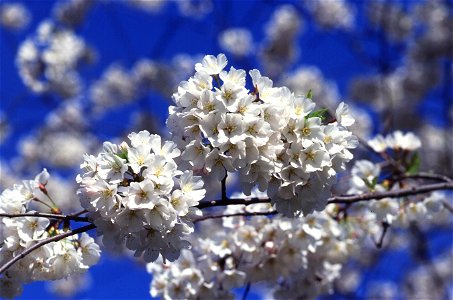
[193,210,277,223]
[442,201,453,214]
[221,173,228,201]
[242,282,251,300]
[0,223,96,275]
[394,173,453,183]
[70,209,89,217]
[0,212,90,222]
[374,221,390,248]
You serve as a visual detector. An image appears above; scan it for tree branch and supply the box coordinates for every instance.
[0,212,90,222]
[196,181,453,209]
[442,201,453,213]
[196,197,270,209]
[393,172,453,183]
[0,223,96,275]
[328,181,453,204]
[193,210,278,223]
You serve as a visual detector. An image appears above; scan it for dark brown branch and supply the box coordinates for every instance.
[193,210,278,223]
[394,173,453,183]
[196,197,270,209]
[196,181,453,209]
[0,212,90,222]
[0,223,96,275]
[327,182,453,204]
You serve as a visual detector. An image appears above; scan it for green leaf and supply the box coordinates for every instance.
[371,177,378,187]
[306,108,329,120]
[306,89,313,100]
[116,151,128,160]
[407,152,420,174]
[362,177,378,190]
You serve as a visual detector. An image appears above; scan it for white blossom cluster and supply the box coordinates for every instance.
[348,159,449,227]
[168,54,357,217]
[148,190,359,299]
[16,20,92,98]
[281,66,373,139]
[219,28,254,57]
[0,2,30,31]
[368,2,413,42]
[350,0,452,127]
[76,130,206,262]
[0,170,100,299]
[47,272,92,298]
[53,0,94,28]
[303,0,355,30]
[368,130,421,153]
[126,0,167,14]
[19,131,95,169]
[261,5,302,77]
[346,132,450,229]
[89,59,174,114]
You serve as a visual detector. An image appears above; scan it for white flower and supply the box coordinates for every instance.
[217,113,246,144]
[219,28,253,57]
[182,140,210,169]
[127,145,153,173]
[335,102,355,127]
[423,192,444,213]
[368,134,388,152]
[16,216,49,243]
[78,233,101,267]
[178,171,205,204]
[195,53,227,75]
[126,181,157,210]
[386,131,421,151]
[370,198,399,223]
[300,143,331,172]
[48,241,83,278]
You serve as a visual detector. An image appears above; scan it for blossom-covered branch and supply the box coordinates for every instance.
[0,223,96,275]
[196,180,453,209]
[193,210,278,223]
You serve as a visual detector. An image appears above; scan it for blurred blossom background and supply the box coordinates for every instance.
[0,0,451,299]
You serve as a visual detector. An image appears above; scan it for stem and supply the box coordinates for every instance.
[44,193,58,208]
[221,173,227,201]
[241,282,251,300]
[374,221,390,248]
[32,198,53,209]
[0,212,90,222]
[0,223,96,275]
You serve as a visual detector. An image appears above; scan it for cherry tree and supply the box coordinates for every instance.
[1,1,452,299]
